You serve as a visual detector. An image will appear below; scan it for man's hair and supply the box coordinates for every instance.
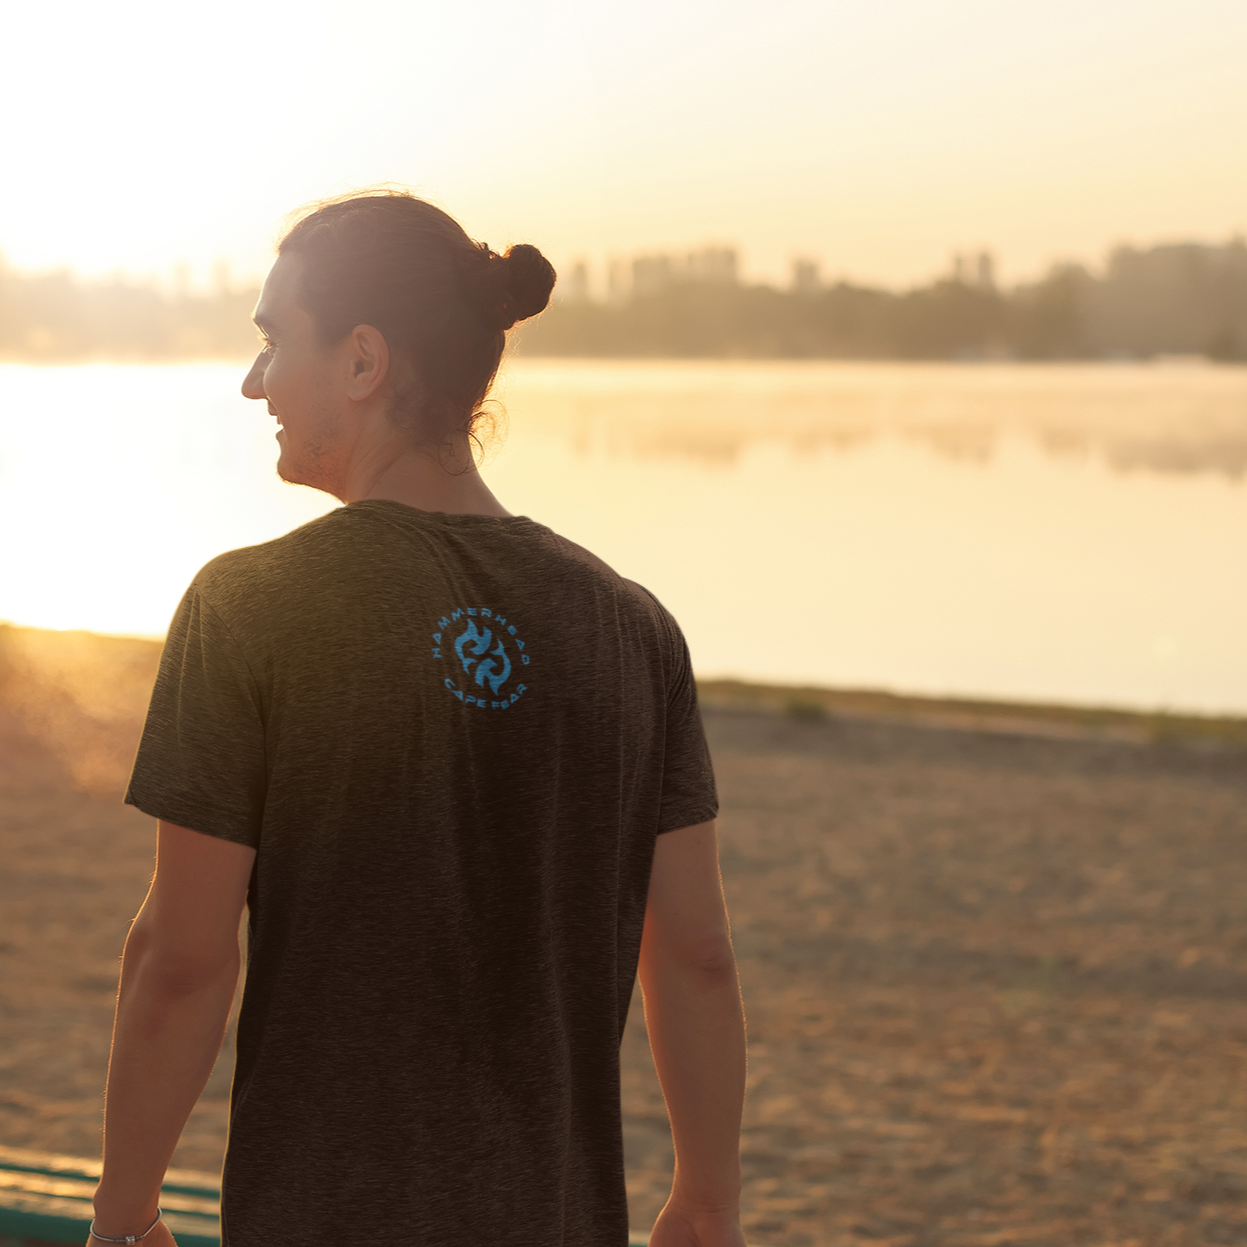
[278,190,556,449]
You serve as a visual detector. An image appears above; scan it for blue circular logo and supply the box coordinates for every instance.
[430,607,530,710]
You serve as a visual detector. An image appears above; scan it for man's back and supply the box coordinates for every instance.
[125,499,718,1247]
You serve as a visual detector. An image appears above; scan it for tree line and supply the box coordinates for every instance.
[522,240,1247,360]
[2,239,1246,362]
[0,264,261,361]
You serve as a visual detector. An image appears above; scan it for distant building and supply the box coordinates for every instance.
[791,257,821,296]
[685,246,738,285]
[631,254,675,297]
[564,260,591,304]
[627,247,739,298]
[607,257,630,305]
[950,250,995,290]
[1084,239,1247,357]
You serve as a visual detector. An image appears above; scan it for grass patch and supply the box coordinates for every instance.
[696,676,1247,750]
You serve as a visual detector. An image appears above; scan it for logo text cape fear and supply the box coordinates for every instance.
[431,606,531,710]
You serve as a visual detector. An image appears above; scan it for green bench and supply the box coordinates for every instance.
[0,1147,220,1246]
[0,1146,653,1245]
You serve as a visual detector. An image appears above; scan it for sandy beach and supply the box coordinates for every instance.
[2,625,1246,1246]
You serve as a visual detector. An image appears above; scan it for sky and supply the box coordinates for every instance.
[2,0,1246,291]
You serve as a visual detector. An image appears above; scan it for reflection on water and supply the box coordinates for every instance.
[1,360,1245,713]
[499,359,1247,478]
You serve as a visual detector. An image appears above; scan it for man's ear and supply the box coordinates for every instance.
[344,324,390,401]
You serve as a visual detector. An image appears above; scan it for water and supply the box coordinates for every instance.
[1,359,1245,714]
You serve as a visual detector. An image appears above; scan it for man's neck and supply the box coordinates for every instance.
[346,445,513,518]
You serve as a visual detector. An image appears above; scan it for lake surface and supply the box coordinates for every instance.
[2,359,1245,713]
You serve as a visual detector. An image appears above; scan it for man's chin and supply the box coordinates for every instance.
[276,454,333,495]
[275,455,307,488]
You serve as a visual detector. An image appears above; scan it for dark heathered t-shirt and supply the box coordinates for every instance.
[123,498,718,1247]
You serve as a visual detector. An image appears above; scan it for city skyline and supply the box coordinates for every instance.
[5,234,1244,363]
[5,228,1245,301]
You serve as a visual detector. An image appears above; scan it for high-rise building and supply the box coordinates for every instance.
[564,260,591,304]
[791,257,821,296]
[607,257,630,304]
[951,250,995,290]
[686,247,739,286]
[631,254,675,297]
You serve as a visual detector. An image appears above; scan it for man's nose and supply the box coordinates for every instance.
[241,353,267,400]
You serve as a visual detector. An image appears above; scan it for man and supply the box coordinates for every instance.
[87,192,748,1247]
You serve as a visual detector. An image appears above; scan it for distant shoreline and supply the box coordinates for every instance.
[697,678,1247,751]
[2,622,1242,756]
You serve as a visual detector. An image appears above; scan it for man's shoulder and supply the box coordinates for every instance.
[191,509,357,606]
[538,529,668,613]
[535,530,684,649]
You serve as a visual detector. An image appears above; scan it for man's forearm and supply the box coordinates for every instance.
[91,930,240,1232]
[639,954,747,1209]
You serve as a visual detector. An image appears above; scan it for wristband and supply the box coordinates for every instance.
[89,1208,163,1244]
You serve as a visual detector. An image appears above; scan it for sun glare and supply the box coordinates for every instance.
[0,1,1243,287]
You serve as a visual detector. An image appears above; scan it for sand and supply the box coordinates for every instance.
[2,626,1246,1246]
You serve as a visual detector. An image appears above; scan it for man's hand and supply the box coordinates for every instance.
[649,1198,748,1247]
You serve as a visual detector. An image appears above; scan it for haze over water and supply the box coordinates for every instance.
[2,359,1244,715]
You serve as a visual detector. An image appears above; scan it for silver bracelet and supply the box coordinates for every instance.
[89,1209,163,1244]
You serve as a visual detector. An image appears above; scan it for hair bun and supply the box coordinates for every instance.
[497,244,556,328]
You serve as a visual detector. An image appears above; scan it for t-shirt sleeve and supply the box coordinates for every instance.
[124,579,267,849]
[655,617,719,835]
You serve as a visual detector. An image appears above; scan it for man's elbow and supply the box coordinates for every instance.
[680,941,738,978]
[641,932,738,980]
[122,921,240,998]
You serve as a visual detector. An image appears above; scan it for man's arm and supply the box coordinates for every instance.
[88,821,256,1243]
[638,819,748,1247]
